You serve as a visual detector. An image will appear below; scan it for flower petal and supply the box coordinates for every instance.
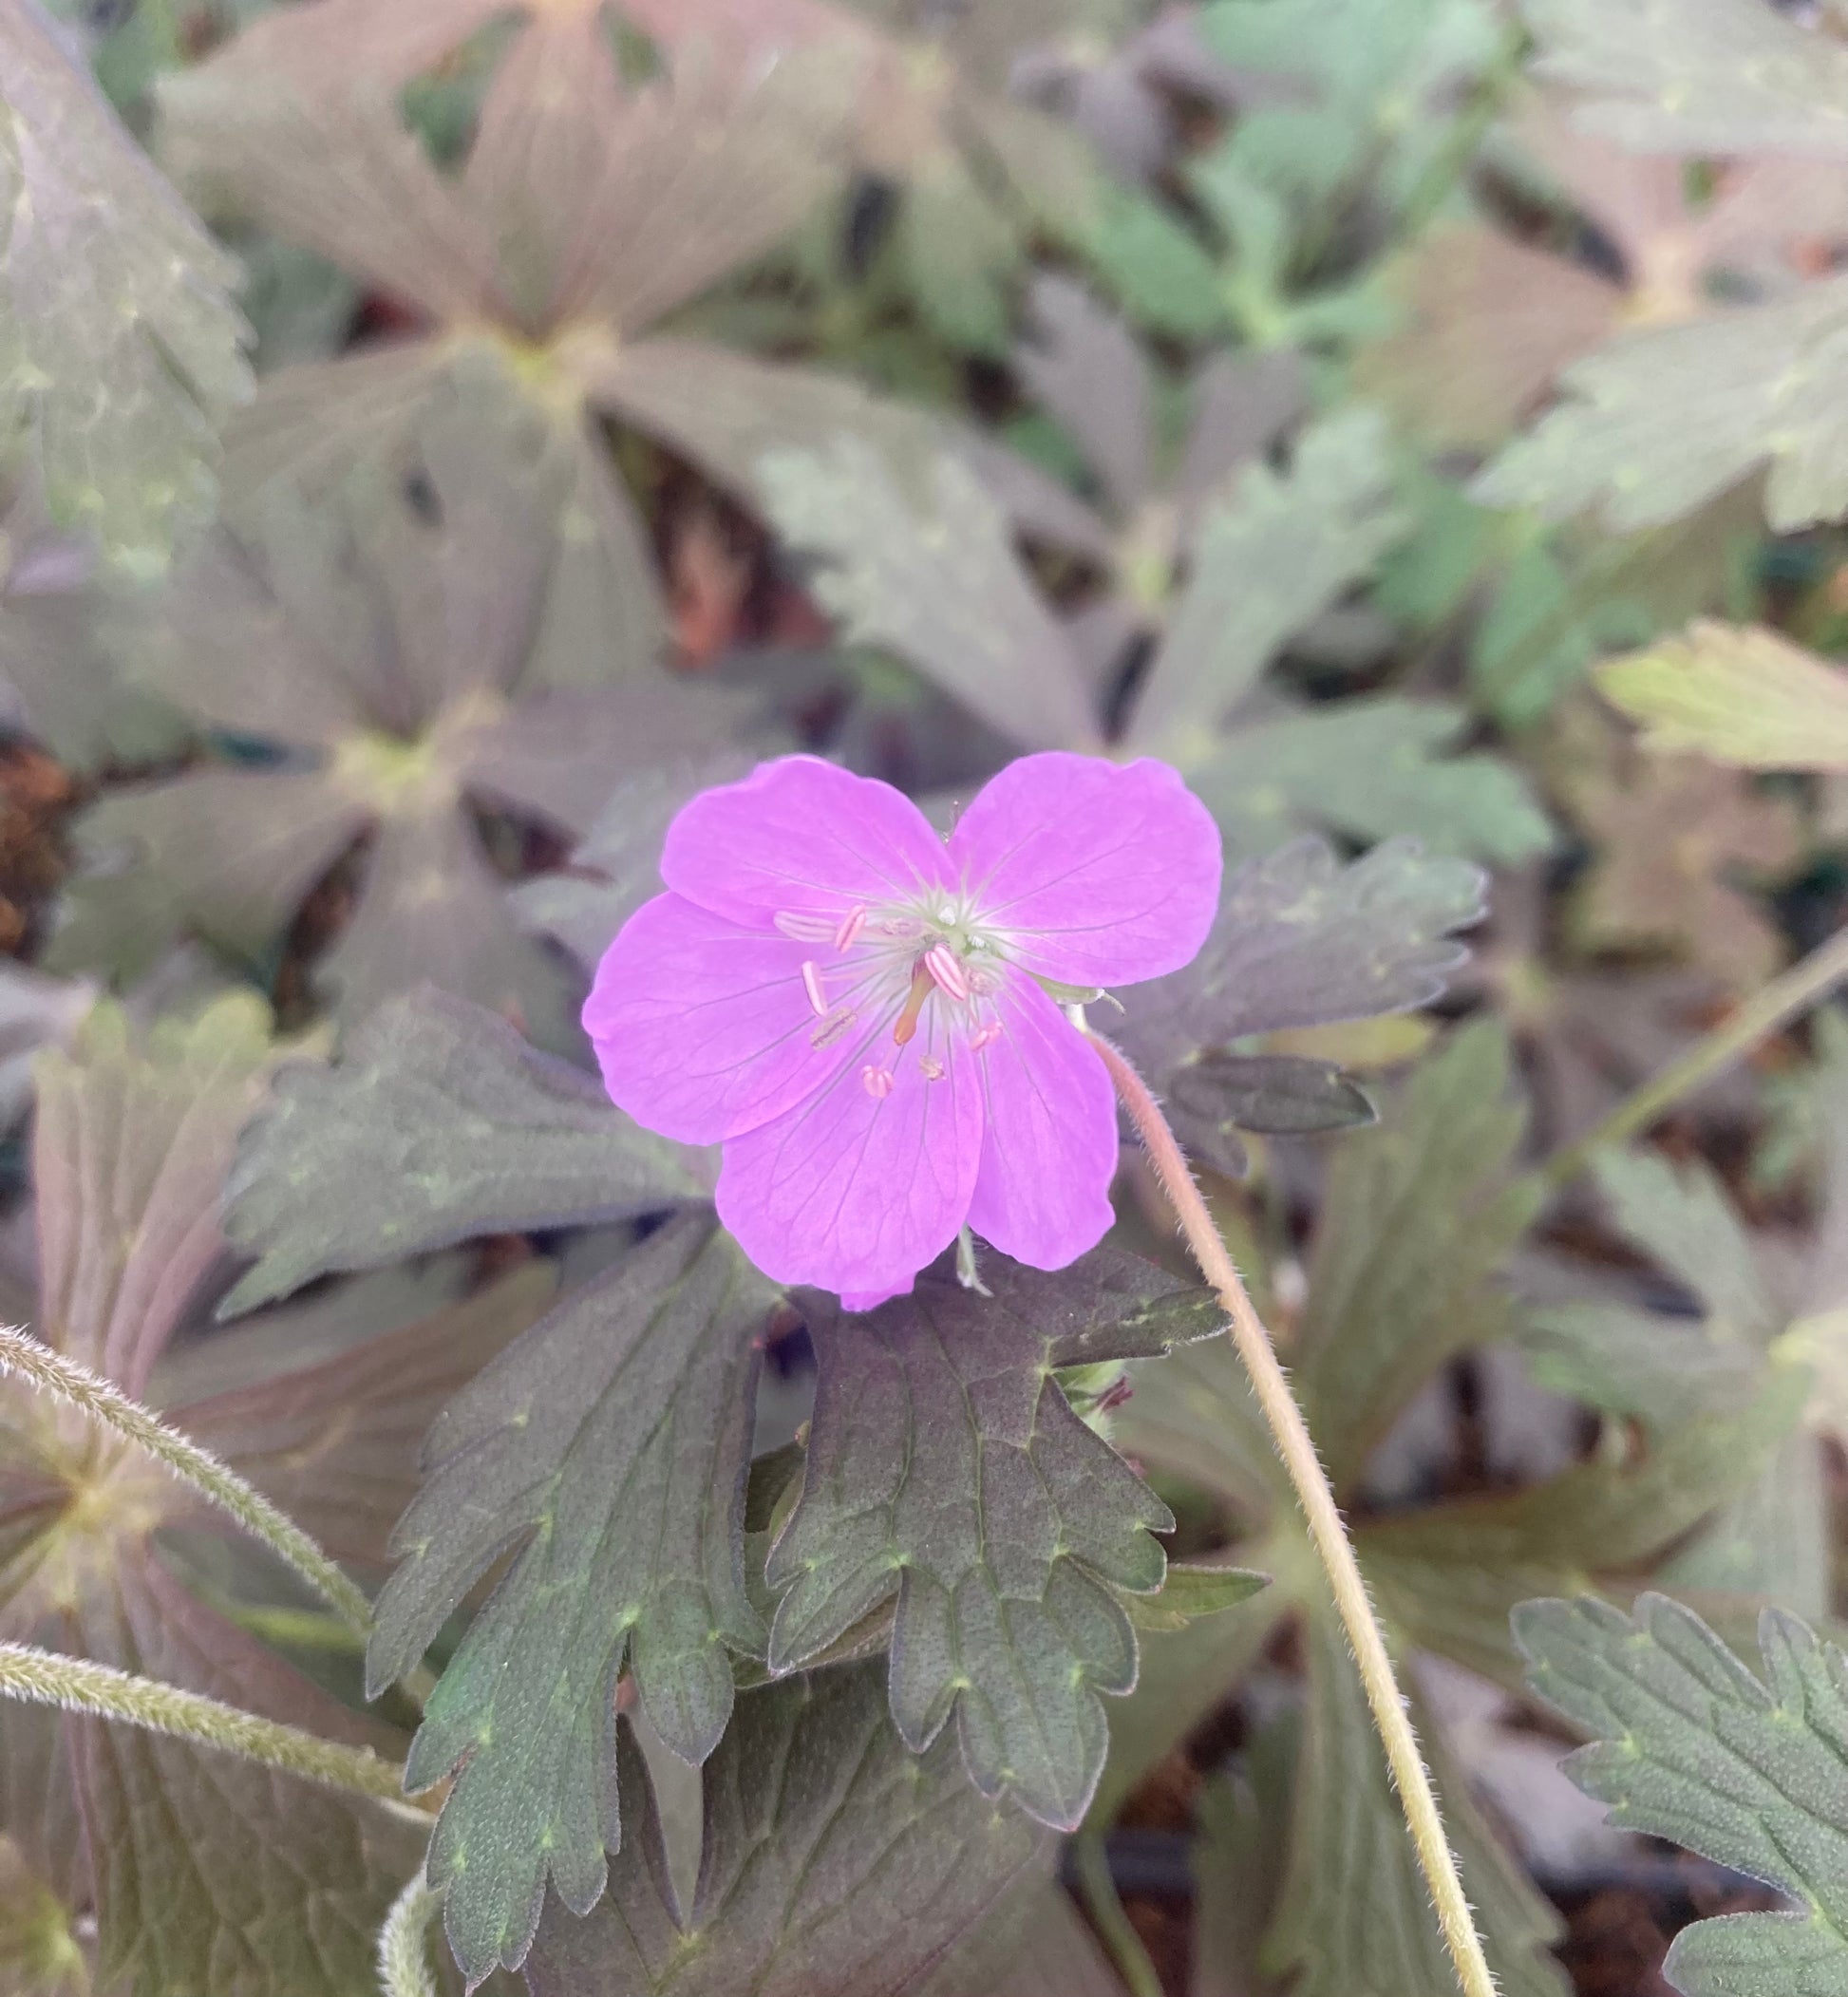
[715,1011,984,1300]
[585,892,861,1145]
[951,752,1222,985]
[661,754,953,930]
[965,974,1119,1272]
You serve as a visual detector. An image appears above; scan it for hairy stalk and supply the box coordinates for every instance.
[1090,1033,1499,1997]
[377,1871,443,1997]
[1072,1829,1164,1997]
[0,1641,409,1804]
[0,1323,373,1640]
[1537,918,1848,1194]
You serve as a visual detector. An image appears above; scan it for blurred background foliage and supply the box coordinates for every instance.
[9,0,1848,1992]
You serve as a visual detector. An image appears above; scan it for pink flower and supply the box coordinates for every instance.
[585,752,1221,1307]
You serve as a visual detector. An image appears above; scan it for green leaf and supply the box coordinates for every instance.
[1292,1021,1539,1493]
[0,1836,86,1996]
[1123,1561,1271,1634]
[512,750,762,974]
[219,987,708,1317]
[368,1216,776,1986]
[768,1249,1216,1830]
[524,1664,1048,1997]
[921,1874,1128,1996]
[1520,0,1848,156]
[1125,409,1405,753]
[1168,1052,1376,1157]
[1475,276,1848,533]
[755,435,1103,752]
[1191,695,1554,862]
[1598,620,1848,771]
[1,997,440,1997]
[1084,181,1229,338]
[1516,1592,1848,1997]
[0,0,252,571]
[1267,1610,1566,1997]
[1114,834,1487,1084]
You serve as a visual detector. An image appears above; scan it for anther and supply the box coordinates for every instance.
[924,943,970,1001]
[810,1006,856,1048]
[919,1057,946,1081]
[833,905,866,951]
[970,1022,1002,1052]
[774,910,838,943]
[801,960,827,1017]
[861,1064,895,1099]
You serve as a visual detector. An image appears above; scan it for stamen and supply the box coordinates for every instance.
[892,965,933,1047]
[774,909,838,943]
[919,1057,945,1081]
[970,1022,1002,1052]
[861,1064,895,1099]
[924,943,970,1001]
[810,1006,857,1048]
[833,905,866,951]
[800,960,827,1017]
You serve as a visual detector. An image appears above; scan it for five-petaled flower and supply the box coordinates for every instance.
[585,752,1221,1307]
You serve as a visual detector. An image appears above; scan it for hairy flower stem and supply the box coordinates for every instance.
[0,1323,375,1640]
[1090,1034,1499,1997]
[377,1871,443,1997]
[1536,917,1848,1194]
[0,1641,410,1805]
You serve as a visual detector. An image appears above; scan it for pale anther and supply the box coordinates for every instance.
[861,1064,895,1099]
[970,1022,1002,1052]
[810,1006,857,1048]
[924,943,971,1001]
[833,905,867,951]
[801,960,827,1016]
[774,909,838,943]
[919,1056,946,1081]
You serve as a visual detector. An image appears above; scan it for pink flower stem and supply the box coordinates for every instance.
[1090,1032,1499,1997]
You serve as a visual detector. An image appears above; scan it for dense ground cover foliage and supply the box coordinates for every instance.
[8,0,1848,1992]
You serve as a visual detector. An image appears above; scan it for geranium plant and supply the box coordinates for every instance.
[11,1,1848,1995]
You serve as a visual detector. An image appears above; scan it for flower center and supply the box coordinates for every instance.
[776,888,1009,1071]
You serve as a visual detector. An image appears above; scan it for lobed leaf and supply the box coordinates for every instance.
[524,1663,1047,1997]
[0,0,252,571]
[1517,1592,1848,1995]
[768,1249,1216,1830]
[755,435,1101,751]
[220,987,708,1316]
[1113,834,1486,1084]
[369,1216,775,1985]
[1,997,451,1997]
[1474,277,1848,534]
[1520,0,1848,157]
[1266,1611,1567,1997]
[1292,1020,1539,1493]
[1598,620,1848,771]
[34,993,275,1397]
[1190,696,1554,862]
[1124,409,1405,753]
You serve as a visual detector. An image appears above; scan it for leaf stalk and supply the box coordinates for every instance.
[0,1322,375,1639]
[1536,916,1848,1192]
[377,1870,443,1997]
[0,1641,411,1805]
[1090,1031,1499,1997]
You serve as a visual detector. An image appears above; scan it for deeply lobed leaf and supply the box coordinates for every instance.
[219,988,709,1316]
[524,1663,1048,1997]
[0,1,252,570]
[1517,1593,1848,1996]
[369,1216,775,1985]
[769,1249,1217,1830]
